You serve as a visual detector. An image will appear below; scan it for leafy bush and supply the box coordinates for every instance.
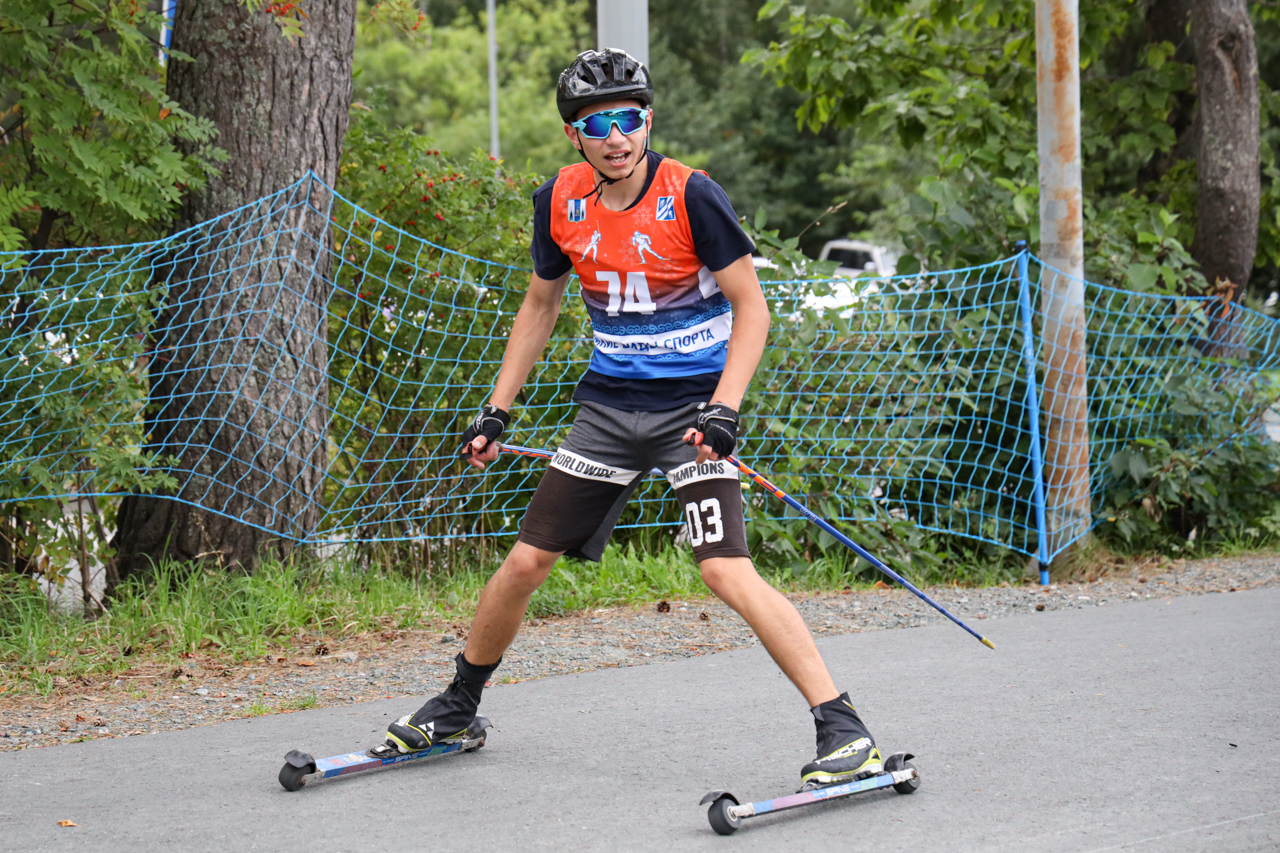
[1098,373,1280,552]
[1,0,220,583]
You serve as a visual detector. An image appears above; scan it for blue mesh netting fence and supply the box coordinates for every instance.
[4,173,1279,562]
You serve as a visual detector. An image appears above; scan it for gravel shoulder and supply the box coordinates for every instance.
[2,551,1276,752]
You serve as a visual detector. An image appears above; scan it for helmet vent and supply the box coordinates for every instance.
[556,48,653,122]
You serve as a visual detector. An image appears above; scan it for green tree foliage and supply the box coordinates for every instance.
[0,0,219,583]
[352,0,591,178]
[0,0,223,254]
[646,0,887,255]
[750,0,1280,294]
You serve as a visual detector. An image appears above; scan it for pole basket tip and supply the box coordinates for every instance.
[981,637,995,650]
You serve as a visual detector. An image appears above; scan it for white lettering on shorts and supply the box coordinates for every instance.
[665,459,740,489]
[550,449,639,485]
[684,498,724,548]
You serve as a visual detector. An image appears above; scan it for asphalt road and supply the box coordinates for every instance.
[2,587,1277,852]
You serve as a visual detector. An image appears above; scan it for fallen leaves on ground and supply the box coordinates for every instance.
[57,820,77,827]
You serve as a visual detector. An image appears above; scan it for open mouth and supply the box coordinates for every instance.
[603,151,629,168]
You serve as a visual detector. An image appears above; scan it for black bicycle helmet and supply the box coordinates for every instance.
[556,48,654,123]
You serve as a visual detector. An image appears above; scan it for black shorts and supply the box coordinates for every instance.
[517,401,750,562]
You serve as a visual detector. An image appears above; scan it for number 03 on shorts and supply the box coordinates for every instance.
[685,497,724,547]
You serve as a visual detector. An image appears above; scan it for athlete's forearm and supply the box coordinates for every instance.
[489,273,569,411]
[712,256,771,411]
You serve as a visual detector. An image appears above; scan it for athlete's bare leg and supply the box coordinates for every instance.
[463,541,563,666]
[700,555,839,707]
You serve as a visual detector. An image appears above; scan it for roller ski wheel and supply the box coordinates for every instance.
[701,751,919,834]
[278,750,315,792]
[705,794,742,836]
[277,716,491,792]
[883,751,920,794]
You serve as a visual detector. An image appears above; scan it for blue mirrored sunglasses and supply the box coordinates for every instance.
[570,108,650,139]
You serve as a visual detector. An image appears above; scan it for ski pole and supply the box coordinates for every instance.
[722,454,995,650]
[494,443,994,650]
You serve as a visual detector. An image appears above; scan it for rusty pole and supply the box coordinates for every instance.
[1035,0,1091,570]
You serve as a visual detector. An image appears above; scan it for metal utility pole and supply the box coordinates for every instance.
[1034,0,1090,574]
[159,0,175,65]
[597,0,649,68]
[487,0,499,160]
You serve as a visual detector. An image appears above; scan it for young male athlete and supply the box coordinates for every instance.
[371,49,882,788]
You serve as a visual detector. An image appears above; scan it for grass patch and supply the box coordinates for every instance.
[0,532,1127,694]
[281,693,318,712]
[0,556,457,693]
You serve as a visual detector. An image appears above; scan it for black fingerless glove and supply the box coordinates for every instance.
[460,404,510,456]
[695,402,739,458]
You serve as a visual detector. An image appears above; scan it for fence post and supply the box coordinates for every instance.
[1035,0,1091,561]
[1015,242,1051,585]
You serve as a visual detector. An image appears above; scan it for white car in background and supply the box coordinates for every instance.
[795,239,899,314]
[755,240,905,316]
[818,239,896,277]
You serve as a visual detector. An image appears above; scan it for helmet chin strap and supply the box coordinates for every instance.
[576,128,649,205]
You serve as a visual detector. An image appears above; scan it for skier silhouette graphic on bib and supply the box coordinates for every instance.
[581,230,601,262]
[631,230,668,264]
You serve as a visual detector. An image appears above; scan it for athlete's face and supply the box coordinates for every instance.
[565,99,651,180]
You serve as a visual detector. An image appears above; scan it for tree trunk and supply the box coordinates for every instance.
[1190,0,1259,298]
[113,0,354,581]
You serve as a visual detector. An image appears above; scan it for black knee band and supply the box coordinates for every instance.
[455,652,501,684]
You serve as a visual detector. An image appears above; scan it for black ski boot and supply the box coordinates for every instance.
[800,692,883,788]
[368,653,499,758]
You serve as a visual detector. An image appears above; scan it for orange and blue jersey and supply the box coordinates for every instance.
[531,152,754,409]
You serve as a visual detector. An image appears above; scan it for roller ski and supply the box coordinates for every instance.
[701,693,919,834]
[277,716,490,792]
[278,652,496,792]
